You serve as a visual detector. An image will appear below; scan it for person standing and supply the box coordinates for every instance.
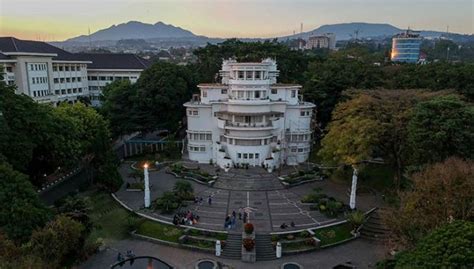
[208,195,212,206]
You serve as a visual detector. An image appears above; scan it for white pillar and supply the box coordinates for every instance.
[349,165,358,210]
[276,242,282,258]
[144,164,150,208]
[215,240,221,256]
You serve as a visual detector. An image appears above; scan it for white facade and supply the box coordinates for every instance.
[1,54,90,104]
[184,59,316,169]
[0,37,149,106]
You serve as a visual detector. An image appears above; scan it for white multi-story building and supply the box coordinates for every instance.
[184,59,315,170]
[306,33,336,50]
[77,53,150,106]
[0,37,150,106]
[0,37,91,104]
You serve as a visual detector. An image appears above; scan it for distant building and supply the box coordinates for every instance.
[184,59,315,170]
[0,37,150,106]
[391,30,422,63]
[77,53,151,106]
[306,33,336,50]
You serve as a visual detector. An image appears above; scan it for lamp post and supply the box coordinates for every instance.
[348,158,383,210]
[144,163,150,208]
[349,165,358,210]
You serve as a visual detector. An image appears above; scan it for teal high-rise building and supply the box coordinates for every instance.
[391,30,422,63]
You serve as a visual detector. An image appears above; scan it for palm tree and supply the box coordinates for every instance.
[173,180,193,199]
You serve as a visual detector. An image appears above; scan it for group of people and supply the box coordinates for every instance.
[173,210,200,226]
[194,195,213,206]
[280,221,296,229]
[116,250,135,263]
[224,208,249,229]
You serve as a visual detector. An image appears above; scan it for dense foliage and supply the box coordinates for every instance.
[0,163,50,242]
[0,78,121,267]
[101,62,196,136]
[407,95,474,165]
[393,221,474,268]
[384,158,474,247]
[319,89,448,187]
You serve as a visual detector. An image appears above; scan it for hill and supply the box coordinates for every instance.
[67,21,196,42]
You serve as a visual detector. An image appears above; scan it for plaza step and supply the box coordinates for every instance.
[255,234,276,261]
[221,233,242,260]
[360,209,390,242]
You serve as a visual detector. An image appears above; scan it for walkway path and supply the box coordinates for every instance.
[79,237,387,269]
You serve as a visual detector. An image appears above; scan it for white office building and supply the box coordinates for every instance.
[184,59,316,170]
[77,53,149,106]
[0,37,150,105]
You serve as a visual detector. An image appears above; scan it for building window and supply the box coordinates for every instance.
[255,153,259,159]
[271,89,277,94]
[298,148,304,153]
[255,71,261,79]
[243,154,248,159]
[202,90,207,97]
[55,90,59,95]
[238,71,244,79]
[249,153,254,159]
[246,71,252,79]
[291,90,296,98]
[221,89,227,94]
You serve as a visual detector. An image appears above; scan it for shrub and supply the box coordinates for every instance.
[173,180,194,200]
[242,238,255,251]
[346,211,366,230]
[244,223,254,234]
[300,231,310,238]
[154,191,181,213]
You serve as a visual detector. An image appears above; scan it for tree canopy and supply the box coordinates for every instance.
[394,220,474,268]
[318,89,447,186]
[0,162,50,242]
[407,95,474,165]
[384,157,474,247]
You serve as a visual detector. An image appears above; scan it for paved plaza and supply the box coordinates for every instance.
[79,237,387,269]
[115,163,380,233]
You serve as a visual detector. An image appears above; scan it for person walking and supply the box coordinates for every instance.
[208,195,212,206]
[238,208,242,220]
[231,214,236,229]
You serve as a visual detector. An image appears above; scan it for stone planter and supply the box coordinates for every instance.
[241,231,256,263]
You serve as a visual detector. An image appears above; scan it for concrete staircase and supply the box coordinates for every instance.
[255,234,276,261]
[222,233,242,260]
[360,209,390,241]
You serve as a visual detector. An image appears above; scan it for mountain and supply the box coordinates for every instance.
[279,22,458,41]
[66,21,196,42]
[280,22,402,40]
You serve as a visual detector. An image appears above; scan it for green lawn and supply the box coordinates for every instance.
[314,222,353,247]
[136,220,183,242]
[83,191,134,244]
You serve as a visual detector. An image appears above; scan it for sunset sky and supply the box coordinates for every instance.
[1,0,473,41]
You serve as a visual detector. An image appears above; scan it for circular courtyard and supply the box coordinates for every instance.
[115,162,379,233]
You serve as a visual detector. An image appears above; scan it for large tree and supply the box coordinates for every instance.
[319,89,445,187]
[100,80,138,137]
[0,163,50,242]
[383,157,474,247]
[133,61,196,132]
[408,95,474,165]
[29,215,85,268]
[303,52,384,126]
